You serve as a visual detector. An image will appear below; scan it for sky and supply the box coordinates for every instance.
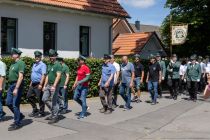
[118,0,170,26]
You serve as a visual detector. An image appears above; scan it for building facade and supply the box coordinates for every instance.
[0,0,129,58]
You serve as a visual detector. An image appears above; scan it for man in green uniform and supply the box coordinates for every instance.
[156,53,166,98]
[184,54,201,101]
[42,49,62,124]
[167,54,181,100]
[6,48,25,131]
[57,57,70,114]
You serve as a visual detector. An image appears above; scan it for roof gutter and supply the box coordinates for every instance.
[109,18,121,55]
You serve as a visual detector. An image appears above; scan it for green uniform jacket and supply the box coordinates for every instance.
[47,61,62,85]
[167,61,181,79]
[60,63,70,87]
[186,63,201,82]
[158,60,166,78]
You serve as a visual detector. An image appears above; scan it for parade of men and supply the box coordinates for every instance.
[27,51,46,118]
[167,54,181,100]
[6,48,26,131]
[98,55,115,114]
[131,54,144,103]
[42,49,62,124]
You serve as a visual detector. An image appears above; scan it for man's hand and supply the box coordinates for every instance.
[159,79,162,84]
[38,85,42,90]
[13,88,18,96]
[50,86,55,92]
[64,85,67,89]
[0,87,2,92]
[162,77,165,81]
[104,82,110,88]
[72,83,77,90]
[140,79,144,84]
[98,82,101,87]
[129,82,133,88]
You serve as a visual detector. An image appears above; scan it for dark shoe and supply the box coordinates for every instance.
[123,106,131,111]
[48,117,59,124]
[28,111,39,117]
[104,109,112,114]
[99,108,107,113]
[151,102,156,105]
[34,113,45,118]
[8,124,22,131]
[45,115,53,120]
[131,96,138,102]
[77,114,86,119]
[60,110,67,114]
[173,96,177,100]
[136,99,142,103]
[20,114,25,121]
[0,112,6,121]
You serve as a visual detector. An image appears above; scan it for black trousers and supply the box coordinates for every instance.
[27,83,45,114]
[179,77,187,94]
[112,83,119,106]
[187,81,198,100]
[167,78,179,97]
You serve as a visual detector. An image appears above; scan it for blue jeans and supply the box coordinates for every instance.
[59,87,68,110]
[6,83,24,125]
[119,83,131,108]
[73,86,88,116]
[0,90,4,119]
[148,81,158,103]
[134,77,141,90]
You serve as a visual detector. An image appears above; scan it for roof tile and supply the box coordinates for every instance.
[18,0,129,18]
[113,32,153,55]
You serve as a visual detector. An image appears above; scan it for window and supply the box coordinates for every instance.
[1,17,17,54]
[80,26,90,57]
[43,22,56,55]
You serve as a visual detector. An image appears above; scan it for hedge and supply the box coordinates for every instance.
[0,57,151,103]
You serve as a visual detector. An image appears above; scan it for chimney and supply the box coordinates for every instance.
[135,20,140,32]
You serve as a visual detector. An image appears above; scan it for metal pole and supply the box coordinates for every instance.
[170,14,173,57]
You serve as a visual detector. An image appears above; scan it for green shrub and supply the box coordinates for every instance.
[0,57,155,103]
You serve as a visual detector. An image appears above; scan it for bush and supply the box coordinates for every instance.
[0,57,152,103]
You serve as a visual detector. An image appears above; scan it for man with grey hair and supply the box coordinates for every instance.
[110,55,120,108]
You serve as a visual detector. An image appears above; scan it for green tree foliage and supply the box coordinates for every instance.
[161,0,210,57]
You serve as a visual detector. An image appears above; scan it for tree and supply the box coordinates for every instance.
[161,0,210,57]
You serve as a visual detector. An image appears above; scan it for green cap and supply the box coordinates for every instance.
[134,54,140,58]
[78,55,86,61]
[149,54,156,59]
[34,51,42,57]
[198,56,203,60]
[103,54,111,59]
[11,48,22,55]
[56,57,64,61]
[49,49,58,57]
[156,53,161,57]
[190,54,197,60]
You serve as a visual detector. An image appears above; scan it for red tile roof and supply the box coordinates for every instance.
[113,32,153,55]
[18,0,130,18]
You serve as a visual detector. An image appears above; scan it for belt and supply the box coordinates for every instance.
[32,82,40,87]
[9,81,17,84]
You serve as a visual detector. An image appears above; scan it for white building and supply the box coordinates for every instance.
[0,0,129,58]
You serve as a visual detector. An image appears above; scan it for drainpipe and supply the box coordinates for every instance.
[109,18,120,55]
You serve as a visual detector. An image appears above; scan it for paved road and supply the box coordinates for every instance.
[1,93,210,140]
